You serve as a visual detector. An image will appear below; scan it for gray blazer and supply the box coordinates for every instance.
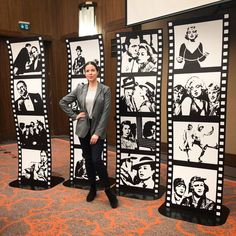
[59,82,111,139]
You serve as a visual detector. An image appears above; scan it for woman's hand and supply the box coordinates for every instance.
[76,112,86,120]
[176,56,183,63]
[90,134,99,144]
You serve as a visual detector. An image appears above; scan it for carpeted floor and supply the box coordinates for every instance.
[0,138,236,235]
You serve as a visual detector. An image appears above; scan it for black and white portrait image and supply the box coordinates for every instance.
[69,39,100,76]
[171,165,217,211]
[120,116,137,150]
[120,76,156,114]
[174,20,223,71]
[72,121,80,145]
[173,121,219,164]
[17,115,47,150]
[21,149,48,182]
[121,33,158,73]
[138,117,156,152]
[120,153,156,189]
[172,72,221,117]
[14,79,43,115]
[142,117,156,140]
[11,40,42,76]
[73,148,87,179]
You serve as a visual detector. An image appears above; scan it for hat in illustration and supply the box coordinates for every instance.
[132,156,155,170]
[139,82,155,93]
[76,45,82,51]
[121,76,137,89]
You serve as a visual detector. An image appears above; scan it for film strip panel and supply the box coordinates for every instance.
[165,14,230,217]
[65,34,107,185]
[115,29,163,198]
[6,37,52,187]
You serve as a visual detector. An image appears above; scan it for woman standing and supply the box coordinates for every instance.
[176,26,209,72]
[59,61,118,208]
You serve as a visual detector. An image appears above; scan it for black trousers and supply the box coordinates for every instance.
[79,132,110,188]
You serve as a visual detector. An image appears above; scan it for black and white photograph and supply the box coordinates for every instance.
[21,149,48,182]
[174,20,223,71]
[138,117,156,152]
[73,148,87,179]
[13,79,43,115]
[120,116,137,150]
[121,33,158,73]
[119,153,156,189]
[172,72,221,117]
[171,165,217,211]
[17,115,48,150]
[69,39,101,76]
[173,121,219,164]
[11,40,42,76]
[119,76,157,114]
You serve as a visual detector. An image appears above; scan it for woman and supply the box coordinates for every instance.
[138,82,155,112]
[176,26,209,71]
[59,61,118,208]
[181,76,209,116]
[207,82,220,116]
[137,42,157,72]
[121,120,137,150]
[132,156,155,189]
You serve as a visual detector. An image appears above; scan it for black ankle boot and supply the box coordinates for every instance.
[105,188,118,208]
[86,187,96,202]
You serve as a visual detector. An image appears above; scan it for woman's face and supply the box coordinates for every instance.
[187,27,198,41]
[175,184,186,197]
[84,64,98,83]
[139,86,147,97]
[189,81,202,98]
[138,164,154,180]
[122,124,131,138]
[138,48,149,64]
[208,89,219,103]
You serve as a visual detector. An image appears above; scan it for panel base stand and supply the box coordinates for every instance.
[158,203,230,226]
[63,177,115,190]
[117,185,165,200]
[9,176,64,190]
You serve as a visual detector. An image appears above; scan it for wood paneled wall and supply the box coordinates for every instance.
[0,1,235,166]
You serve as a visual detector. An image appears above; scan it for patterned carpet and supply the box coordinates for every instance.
[0,138,236,235]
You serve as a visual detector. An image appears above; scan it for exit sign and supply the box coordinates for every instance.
[18,21,30,30]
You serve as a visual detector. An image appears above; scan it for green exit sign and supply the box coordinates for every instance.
[18,21,30,30]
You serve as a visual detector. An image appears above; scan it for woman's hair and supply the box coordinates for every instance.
[143,121,155,138]
[138,42,157,64]
[185,76,206,95]
[121,120,136,139]
[83,61,99,72]
[185,26,198,41]
[207,83,220,93]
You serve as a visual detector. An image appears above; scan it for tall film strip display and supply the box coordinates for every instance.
[65,34,108,187]
[164,14,230,218]
[115,29,163,199]
[6,37,52,188]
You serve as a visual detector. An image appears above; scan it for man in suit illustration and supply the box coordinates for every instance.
[13,43,32,75]
[15,80,43,114]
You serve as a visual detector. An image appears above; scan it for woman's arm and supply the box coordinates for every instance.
[59,86,79,120]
